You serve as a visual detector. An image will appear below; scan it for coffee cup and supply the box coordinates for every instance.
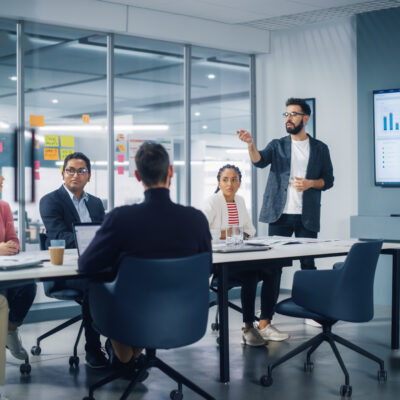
[49,239,65,265]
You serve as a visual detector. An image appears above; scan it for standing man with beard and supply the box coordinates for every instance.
[237,97,334,270]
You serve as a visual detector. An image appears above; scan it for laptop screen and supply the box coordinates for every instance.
[73,223,101,256]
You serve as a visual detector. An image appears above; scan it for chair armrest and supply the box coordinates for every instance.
[332,261,344,270]
[292,269,342,317]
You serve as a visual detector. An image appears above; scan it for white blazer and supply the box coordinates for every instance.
[203,191,256,237]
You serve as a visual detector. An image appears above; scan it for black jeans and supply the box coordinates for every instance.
[1,283,37,326]
[269,213,318,270]
[229,263,282,323]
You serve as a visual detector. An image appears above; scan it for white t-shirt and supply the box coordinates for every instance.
[283,138,310,214]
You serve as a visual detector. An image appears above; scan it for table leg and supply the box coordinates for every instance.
[218,263,230,383]
[392,250,400,349]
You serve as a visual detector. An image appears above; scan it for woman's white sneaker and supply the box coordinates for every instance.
[6,329,28,360]
[258,324,290,342]
[241,327,266,347]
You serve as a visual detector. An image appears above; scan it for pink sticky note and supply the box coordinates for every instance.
[34,160,40,170]
[118,154,124,162]
[35,171,40,180]
[0,142,3,152]
[117,166,124,175]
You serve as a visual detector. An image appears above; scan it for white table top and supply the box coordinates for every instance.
[212,239,400,264]
[0,249,79,283]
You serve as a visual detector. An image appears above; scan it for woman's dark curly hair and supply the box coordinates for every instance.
[215,164,242,193]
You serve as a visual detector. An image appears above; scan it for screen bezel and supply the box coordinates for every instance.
[373,88,400,187]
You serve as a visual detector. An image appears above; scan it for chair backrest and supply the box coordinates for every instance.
[295,241,383,322]
[89,253,211,349]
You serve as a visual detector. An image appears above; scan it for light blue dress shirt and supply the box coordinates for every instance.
[63,184,92,223]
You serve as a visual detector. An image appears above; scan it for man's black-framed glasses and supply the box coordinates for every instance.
[64,168,89,176]
[282,111,306,118]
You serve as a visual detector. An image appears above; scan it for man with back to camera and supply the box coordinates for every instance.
[237,98,334,319]
[78,142,212,367]
[40,152,108,368]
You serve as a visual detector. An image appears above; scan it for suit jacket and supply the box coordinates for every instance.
[78,188,212,274]
[254,135,334,233]
[40,185,105,249]
[203,191,256,237]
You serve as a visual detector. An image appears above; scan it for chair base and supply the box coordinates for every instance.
[260,324,387,396]
[84,349,215,400]
[31,314,83,368]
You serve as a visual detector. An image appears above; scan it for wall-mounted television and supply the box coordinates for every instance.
[374,88,400,186]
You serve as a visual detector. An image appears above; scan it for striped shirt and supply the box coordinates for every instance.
[226,202,239,226]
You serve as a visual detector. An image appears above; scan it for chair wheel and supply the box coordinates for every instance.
[69,356,79,368]
[170,389,183,400]
[340,385,352,397]
[211,322,219,331]
[31,345,41,356]
[20,362,31,375]
[304,361,314,372]
[377,370,387,382]
[260,374,273,387]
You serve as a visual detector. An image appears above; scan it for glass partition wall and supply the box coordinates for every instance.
[1,18,254,252]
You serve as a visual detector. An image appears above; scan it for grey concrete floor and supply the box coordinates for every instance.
[3,298,400,400]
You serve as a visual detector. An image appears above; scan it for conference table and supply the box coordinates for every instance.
[1,241,400,385]
[212,239,400,383]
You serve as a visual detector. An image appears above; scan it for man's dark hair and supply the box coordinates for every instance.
[286,98,311,116]
[135,142,170,186]
[63,152,91,174]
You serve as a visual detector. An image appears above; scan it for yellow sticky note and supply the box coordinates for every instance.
[44,148,59,161]
[61,149,75,160]
[60,136,75,147]
[44,135,59,147]
[82,114,90,124]
[117,144,126,152]
[30,115,44,127]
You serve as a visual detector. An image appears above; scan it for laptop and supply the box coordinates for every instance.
[73,222,101,257]
[213,243,271,253]
[0,257,43,271]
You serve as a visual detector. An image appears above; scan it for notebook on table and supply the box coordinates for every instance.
[0,257,43,271]
[72,222,101,257]
[212,243,271,253]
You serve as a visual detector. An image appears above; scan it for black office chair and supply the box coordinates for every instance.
[83,253,215,400]
[260,241,386,397]
[31,233,83,368]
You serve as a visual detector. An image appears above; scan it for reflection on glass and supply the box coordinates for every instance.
[113,35,184,206]
[190,47,252,215]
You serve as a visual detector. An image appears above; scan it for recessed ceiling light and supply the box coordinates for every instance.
[52,99,59,104]
[202,125,208,130]
[9,76,17,81]
[194,112,201,117]
[207,74,216,79]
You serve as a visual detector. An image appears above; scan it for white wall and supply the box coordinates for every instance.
[255,17,358,289]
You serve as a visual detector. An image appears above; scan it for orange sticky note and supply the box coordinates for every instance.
[34,139,39,149]
[30,115,44,127]
[44,148,59,160]
[82,114,90,124]
[117,144,126,152]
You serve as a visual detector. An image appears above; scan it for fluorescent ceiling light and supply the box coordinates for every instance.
[9,76,17,81]
[0,121,10,129]
[51,99,59,104]
[202,125,208,130]
[207,74,216,79]
[39,124,169,132]
[194,112,201,117]
[226,149,249,154]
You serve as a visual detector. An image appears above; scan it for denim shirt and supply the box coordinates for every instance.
[253,135,334,233]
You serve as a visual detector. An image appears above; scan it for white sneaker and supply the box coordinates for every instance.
[304,318,322,328]
[241,327,266,347]
[6,329,28,360]
[258,324,290,342]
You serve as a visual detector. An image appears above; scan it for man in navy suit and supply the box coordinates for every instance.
[40,152,107,368]
[79,142,211,366]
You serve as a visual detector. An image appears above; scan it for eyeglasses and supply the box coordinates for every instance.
[64,168,88,176]
[282,112,305,118]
